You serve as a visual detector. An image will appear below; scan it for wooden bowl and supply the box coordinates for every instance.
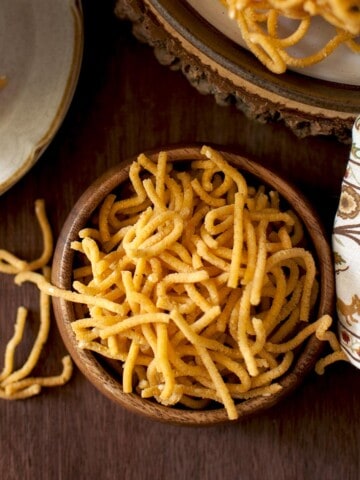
[51,146,335,425]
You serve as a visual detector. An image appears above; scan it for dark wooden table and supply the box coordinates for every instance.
[1,1,359,479]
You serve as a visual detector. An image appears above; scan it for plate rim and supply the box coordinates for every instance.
[0,0,84,196]
[186,0,360,88]
[146,0,360,114]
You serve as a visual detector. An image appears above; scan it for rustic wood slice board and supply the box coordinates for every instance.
[115,0,359,142]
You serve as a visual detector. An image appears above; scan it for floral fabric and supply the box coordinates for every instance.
[333,115,360,368]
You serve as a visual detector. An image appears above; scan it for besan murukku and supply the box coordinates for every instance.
[15,147,345,419]
[0,201,72,400]
[220,0,359,74]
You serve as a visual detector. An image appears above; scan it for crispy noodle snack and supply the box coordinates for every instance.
[220,0,360,73]
[15,148,346,419]
[0,200,73,400]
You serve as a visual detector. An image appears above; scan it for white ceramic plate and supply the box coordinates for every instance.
[187,0,360,86]
[0,0,83,195]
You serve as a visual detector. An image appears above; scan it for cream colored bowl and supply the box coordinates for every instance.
[0,0,83,195]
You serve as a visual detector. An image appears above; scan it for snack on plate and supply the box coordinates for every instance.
[14,147,347,419]
[220,0,360,73]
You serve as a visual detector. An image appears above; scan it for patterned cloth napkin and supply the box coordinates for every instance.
[333,115,360,369]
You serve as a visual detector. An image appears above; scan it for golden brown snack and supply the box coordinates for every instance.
[220,0,360,73]
[0,200,72,400]
[15,147,347,419]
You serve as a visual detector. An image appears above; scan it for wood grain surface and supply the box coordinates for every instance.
[1,1,359,479]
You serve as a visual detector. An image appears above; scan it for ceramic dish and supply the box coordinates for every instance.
[116,0,358,140]
[187,0,360,86]
[0,0,83,196]
[51,146,334,425]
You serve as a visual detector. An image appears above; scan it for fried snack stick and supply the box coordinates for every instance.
[220,0,358,73]
[0,201,72,400]
[0,76,7,90]
[0,199,52,274]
